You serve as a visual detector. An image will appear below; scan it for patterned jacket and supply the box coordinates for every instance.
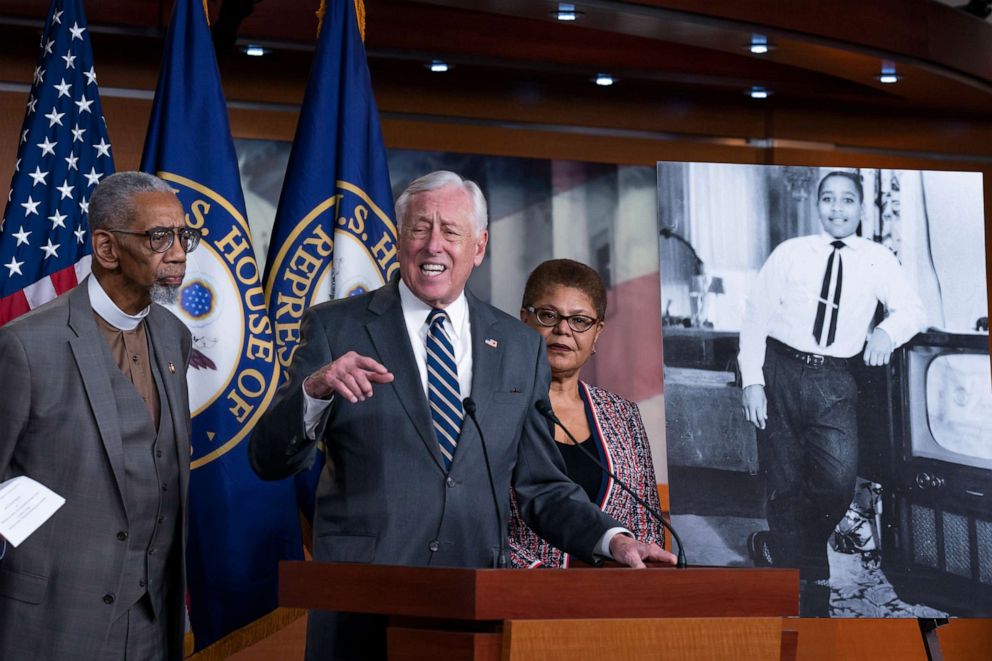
[507,382,665,567]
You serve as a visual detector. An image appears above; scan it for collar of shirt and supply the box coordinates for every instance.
[398,278,473,398]
[398,279,469,344]
[88,275,150,331]
[817,231,863,251]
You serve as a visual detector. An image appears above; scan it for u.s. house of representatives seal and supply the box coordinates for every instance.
[158,172,280,470]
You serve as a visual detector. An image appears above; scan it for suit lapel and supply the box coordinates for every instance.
[450,293,505,470]
[66,280,128,509]
[366,281,444,471]
[146,305,190,508]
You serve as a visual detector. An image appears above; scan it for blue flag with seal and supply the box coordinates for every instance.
[140,0,303,649]
[263,0,398,523]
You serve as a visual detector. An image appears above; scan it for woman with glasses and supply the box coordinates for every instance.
[507,258,665,567]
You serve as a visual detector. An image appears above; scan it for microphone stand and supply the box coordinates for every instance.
[463,397,506,568]
[536,401,688,568]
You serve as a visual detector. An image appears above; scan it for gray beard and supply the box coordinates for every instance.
[150,283,180,305]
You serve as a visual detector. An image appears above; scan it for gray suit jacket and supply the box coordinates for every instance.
[250,279,619,569]
[0,280,191,660]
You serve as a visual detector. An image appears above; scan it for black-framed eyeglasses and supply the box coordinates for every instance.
[108,227,202,253]
[524,306,599,333]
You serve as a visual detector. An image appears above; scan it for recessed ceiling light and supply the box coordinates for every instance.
[594,73,615,86]
[552,2,582,21]
[428,60,450,73]
[876,62,901,84]
[748,86,771,99]
[244,45,267,57]
[748,34,772,55]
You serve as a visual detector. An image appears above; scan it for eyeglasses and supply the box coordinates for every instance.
[525,306,599,333]
[108,226,202,253]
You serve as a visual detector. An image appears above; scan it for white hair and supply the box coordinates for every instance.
[394,170,488,234]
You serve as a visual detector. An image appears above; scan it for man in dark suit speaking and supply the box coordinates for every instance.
[0,172,195,659]
[249,170,674,660]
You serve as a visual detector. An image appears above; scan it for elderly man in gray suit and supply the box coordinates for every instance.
[250,170,675,660]
[0,171,198,660]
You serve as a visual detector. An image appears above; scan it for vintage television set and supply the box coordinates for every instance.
[876,330,992,615]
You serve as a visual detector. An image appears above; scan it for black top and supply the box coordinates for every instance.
[557,437,605,504]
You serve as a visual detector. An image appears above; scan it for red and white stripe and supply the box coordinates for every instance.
[0,256,90,326]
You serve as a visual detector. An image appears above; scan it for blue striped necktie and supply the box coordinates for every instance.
[426,309,463,470]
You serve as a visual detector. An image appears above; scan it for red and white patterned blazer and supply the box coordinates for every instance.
[507,381,665,568]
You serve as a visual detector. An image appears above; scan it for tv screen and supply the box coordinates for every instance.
[908,346,992,471]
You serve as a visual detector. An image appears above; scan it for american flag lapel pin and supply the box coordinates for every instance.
[168,362,176,374]
[485,338,498,349]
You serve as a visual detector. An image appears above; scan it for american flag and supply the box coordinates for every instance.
[0,0,114,325]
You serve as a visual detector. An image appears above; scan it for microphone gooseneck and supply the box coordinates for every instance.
[463,397,506,568]
[535,400,688,569]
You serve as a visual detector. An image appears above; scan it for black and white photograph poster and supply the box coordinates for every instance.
[658,162,990,618]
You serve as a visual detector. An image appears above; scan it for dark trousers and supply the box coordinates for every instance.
[757,341,859,580]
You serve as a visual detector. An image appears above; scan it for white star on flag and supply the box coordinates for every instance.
[21,196,41,216]
[75,94,94,113]
[71,124,85,142]
[74,227,86,244]
[40,239,60,259]
[83,167,103,186]
[56,182,74,200]
[83,66,96,85]
[62,52,76,69]
[69,22,85,41]
[28,166,48,186]
[52,9,62,24]
[12,227,31,246]
[37,136,58,156]
[45,108,65,127]
[65,153,79,170]
[54,78,71,97]
[27,96,38,113]
[92,137,111,157]
[49,210,68,229]
[4,257,24,277]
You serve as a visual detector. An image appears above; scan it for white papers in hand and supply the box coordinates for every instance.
[0,476,66,548]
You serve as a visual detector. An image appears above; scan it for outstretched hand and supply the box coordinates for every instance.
[305,351,394,403]
[609,534,677,568]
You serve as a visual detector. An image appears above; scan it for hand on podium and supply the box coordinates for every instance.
[610,534,677,568]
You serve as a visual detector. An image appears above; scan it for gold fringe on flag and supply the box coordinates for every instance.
[201,0,210,24]
[316,0,366,41]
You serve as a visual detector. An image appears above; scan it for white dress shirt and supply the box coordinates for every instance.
[739,233,928,388]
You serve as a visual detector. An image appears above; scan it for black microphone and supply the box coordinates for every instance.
[463,397,506,568]
[535,400,688,568]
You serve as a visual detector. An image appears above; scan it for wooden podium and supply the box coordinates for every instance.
[279,561,799,660]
